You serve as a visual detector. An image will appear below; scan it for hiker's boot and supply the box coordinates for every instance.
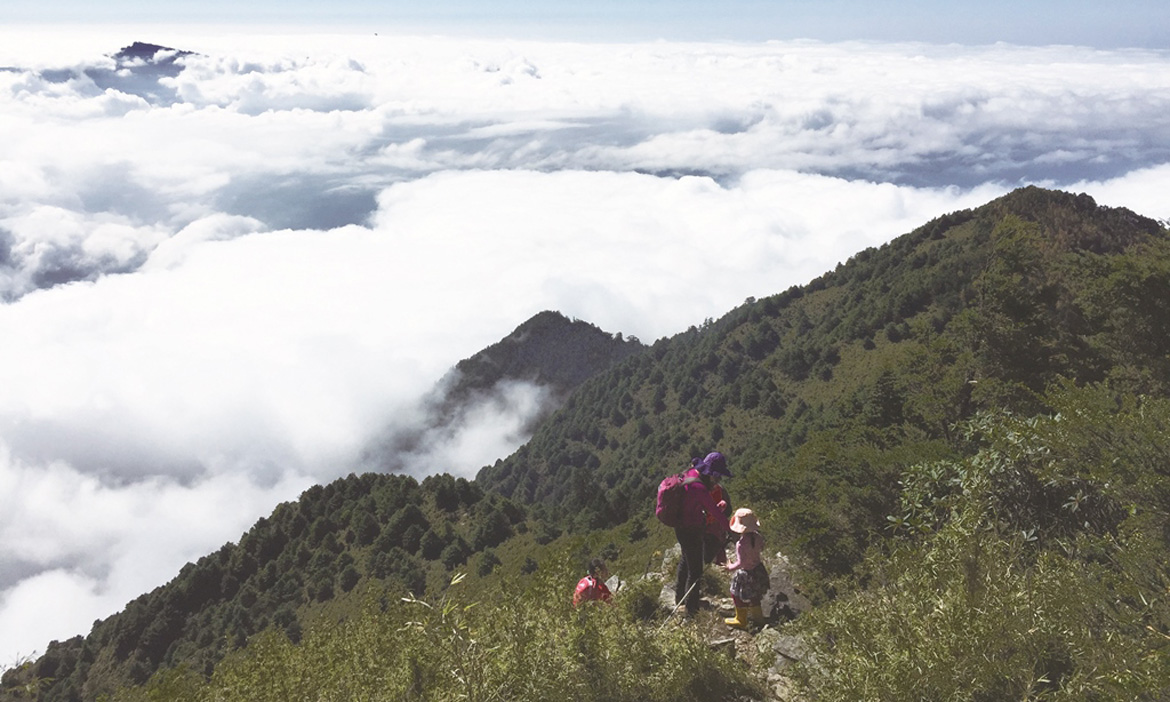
[724,606,748,629]
[747,605,764,626]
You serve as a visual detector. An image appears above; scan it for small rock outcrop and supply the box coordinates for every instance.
[761,552,813,624]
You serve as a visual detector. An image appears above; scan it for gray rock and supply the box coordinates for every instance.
[772,634,808,665]
[660,583,679,610]
[761,552,812,624]
[755,628,809,674]
[661,544,682,574]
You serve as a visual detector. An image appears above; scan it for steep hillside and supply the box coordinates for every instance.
[1,313,641,702]
[2,473,531,701]
[7,186,1170,702]
[476,186,1170,577]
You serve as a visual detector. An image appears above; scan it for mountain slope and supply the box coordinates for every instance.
[119,186,1170,700]
[1,313,641,702]
[7,186,1170,701]
[475,186,1170,575]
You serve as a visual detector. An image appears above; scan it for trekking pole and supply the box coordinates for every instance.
[658,579,700,633]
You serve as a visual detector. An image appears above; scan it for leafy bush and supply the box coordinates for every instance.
[794,526,1164,700]
[113,565,765,702]
[792,384,1170,700]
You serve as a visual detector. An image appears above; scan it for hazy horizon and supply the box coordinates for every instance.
[4,0,1169,48]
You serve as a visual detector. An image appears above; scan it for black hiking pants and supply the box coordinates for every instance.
[674,525,706,614]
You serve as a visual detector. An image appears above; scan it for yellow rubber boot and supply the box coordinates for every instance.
[724,606,748,629]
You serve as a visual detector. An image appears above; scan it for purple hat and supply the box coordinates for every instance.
[700,451,731,477]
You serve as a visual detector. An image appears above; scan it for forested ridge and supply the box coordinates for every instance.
[2,314,640,701]
[7,186,1170,701]
[478,186,1169,579]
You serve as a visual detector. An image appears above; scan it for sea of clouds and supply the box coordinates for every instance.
[1,27,1168,665]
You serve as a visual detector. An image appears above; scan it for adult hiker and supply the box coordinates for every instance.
[723,507,769,629]
[573,558,614,607]
[702,454,733,566]
[673,451,732,616]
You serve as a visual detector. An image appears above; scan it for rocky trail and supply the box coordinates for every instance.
[633,545,815,701]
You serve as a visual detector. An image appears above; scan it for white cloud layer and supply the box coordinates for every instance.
[1,28,1168,666]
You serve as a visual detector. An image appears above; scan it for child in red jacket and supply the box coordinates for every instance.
[573,558,613,606]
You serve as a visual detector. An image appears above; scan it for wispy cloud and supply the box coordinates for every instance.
[0,29,1167,665]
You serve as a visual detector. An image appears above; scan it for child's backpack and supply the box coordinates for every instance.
[655,472,699,528]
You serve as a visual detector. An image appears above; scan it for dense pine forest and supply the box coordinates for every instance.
[5,186,1170,701]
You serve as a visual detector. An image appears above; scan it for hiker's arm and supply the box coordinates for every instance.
[724,537,742,570]
[697,488,727,536]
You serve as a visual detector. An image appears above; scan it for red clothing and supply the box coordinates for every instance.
[705,484,730,529]
[573,575,613,606]
[679,468,727,536]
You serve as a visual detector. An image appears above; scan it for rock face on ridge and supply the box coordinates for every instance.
[761,552,813,623]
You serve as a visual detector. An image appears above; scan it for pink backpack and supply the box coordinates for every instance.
[655,472,699,528]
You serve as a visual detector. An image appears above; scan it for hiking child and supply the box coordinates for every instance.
[673,451,732,616]
[573,558,614,607]
[723,507,768,629]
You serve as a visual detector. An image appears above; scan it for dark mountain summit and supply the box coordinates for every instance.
[33,41,196,105]
[442,310,646,412]
[112,42,192,64]
[363,311,646,475]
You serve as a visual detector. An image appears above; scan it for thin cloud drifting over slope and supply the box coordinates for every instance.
[0,29,1168,665]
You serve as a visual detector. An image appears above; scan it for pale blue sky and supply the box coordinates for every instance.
[3,0,1168,48]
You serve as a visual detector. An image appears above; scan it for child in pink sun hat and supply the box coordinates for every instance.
[723,507,769,629]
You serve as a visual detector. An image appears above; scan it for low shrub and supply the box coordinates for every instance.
[114,563,765,702]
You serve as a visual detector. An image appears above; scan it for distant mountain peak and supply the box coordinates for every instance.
[362,310,646,474]
[112,42,193,63]
[450,310,643,396]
